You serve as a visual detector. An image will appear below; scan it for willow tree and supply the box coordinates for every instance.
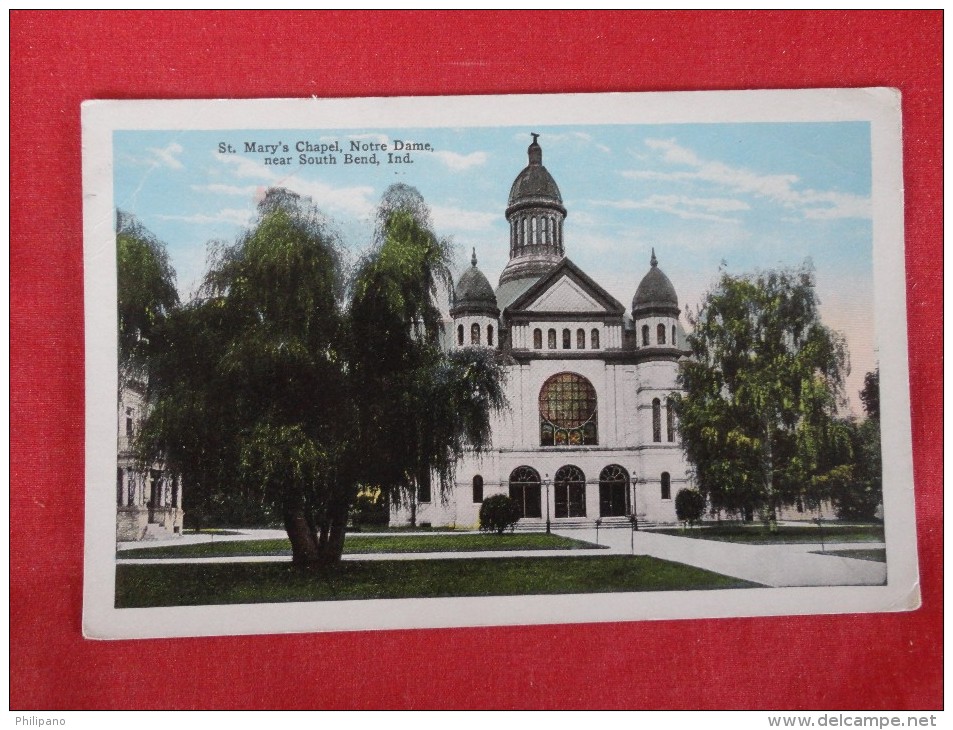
[116,211,179,380]
[675,264,849,523]
[348,184,506,526]
[141,185,505,567]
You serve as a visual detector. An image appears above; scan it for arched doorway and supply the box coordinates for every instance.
[554,465,586,518]
[509,466,541,519]
[599,464,630,517]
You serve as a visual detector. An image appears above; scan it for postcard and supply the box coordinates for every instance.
[82,89,918,639]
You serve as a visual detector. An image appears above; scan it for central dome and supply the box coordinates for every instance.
[499,134,567,287]
[508,136,563,206]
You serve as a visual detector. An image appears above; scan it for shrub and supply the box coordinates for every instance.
[675,489,706,527]
[348,487,389,527]
[479,494,522,534]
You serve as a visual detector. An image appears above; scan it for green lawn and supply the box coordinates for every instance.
[115,555,761,607]
[811,548,887,563]
[651,523,884,545]
[118,532,604,559]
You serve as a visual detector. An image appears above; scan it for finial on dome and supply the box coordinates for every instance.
[528,133,542,165]
[650,248,658,268]
[471,247,477,267]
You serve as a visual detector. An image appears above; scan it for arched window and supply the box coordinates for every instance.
[539,372,598,446]
[554,465,586,518]
[641,324,650,346]
[666,398,676,442]
[487,324,494,347]
[534,328,543,349]
[657,323,666,345]
[590,328,600,349]
[457,324,464,346]
[562,328,571,349]
[576,328,586,349]
[599,465,630,517]
[472,475,484,503]
[652,398,662,442]
[509,466,541,519]
[672,325,677,347]
[661,472,671,500]
[548,328,557,349]
[471,322,480,345]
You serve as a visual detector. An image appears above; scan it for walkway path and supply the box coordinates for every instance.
[117,527,886,587]
[557,527,886,587]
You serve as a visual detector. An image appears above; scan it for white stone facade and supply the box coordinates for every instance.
[116,379,183,540]
[392,136,691,530]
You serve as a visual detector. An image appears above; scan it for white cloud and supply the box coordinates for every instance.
[430,150,487,171]
[214,152,275,181]
[594,194,749,223]
[191,183,262,197]
[626,138,871,220]
[431,204,497,232]
[209,152,376,218]
[284,178,376,219]
[147,142,185,170]
[157,207,255,226]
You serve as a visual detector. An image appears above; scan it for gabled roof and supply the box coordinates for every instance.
[505,258,626,316]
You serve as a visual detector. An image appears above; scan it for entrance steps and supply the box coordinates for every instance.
[142,523,175,541]
[513,516,658,532]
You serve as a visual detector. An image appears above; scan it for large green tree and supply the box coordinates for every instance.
[116,211,179,378]
[827,368,883,521]
[140,185,505,566]
[675,264,849,522]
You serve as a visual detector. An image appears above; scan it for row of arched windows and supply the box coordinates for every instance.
[510,212,563,255]
[533,327,600,351]
[457,322,494,347]
[641,323,677,347]
[490,465,672,519]
[651,397,677,443]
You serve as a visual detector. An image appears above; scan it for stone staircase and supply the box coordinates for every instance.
[513,516,658,532]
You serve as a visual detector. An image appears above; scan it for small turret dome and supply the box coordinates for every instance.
[451,249,499,317]
[632,249,679,314]
[508,134,563,207]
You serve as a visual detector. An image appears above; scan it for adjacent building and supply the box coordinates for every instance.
[116,376,183,541]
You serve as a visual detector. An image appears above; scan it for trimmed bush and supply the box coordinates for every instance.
[479,494,522,534]
[675,489,706,527]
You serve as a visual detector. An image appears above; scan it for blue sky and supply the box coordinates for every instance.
[114,122,874,414]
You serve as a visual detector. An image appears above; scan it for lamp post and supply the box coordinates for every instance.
[631,473,639,531]
[544,473,551,534]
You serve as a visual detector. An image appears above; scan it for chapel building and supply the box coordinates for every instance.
[392,134,690,529]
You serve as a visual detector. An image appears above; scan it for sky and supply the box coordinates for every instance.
[114,121,875,415]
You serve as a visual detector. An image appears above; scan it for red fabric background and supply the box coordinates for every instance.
[10,11,942,710]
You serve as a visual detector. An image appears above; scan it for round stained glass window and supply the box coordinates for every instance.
[539,372,598,446]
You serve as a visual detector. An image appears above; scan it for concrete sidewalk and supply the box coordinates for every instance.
[116,528,460,551]
[117,527,887,587]
[556,527,886,587]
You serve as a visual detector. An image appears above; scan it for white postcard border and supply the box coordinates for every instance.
[82,89,918,640]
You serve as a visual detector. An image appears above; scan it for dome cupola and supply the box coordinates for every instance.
[499,134,567,286]
[632,249,681,351]
[632,248,679,315]
[451,248,499,318]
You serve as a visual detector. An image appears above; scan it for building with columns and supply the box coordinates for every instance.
[116,377,183,541]
[392,134,691,529]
